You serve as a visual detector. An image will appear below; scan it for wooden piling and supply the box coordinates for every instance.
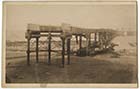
[99,32,102,49]
[86,38,89,56]
[27,38,30,65]
[61,37,65,67]
[36,37,39,63]
[75,35,78,44]
[88,34,91,47]
[79,35,82,49]
[104,32,107,48]
[67,38,71,65]
[95,33,97,42]
[48,33,51,64]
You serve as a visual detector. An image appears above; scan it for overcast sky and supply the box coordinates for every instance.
[5,2,136,41]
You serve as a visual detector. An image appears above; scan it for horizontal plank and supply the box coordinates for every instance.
[29,50,63,52]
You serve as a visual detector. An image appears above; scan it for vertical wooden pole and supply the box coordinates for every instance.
[104,32,107,49]
[79,35,82,49]
[27,38,30,65]
[98,32,100,42]
[88,34,91,47]
[99,32,102,49]
[67,38,71,65]
[36,37,39,63]
[86,37,89,56]
[48,33,51,65]
[61,37,65,67]
[95,33,97,42]
[75,35,78,44]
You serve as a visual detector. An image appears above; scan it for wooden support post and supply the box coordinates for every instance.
[61,37,65,67]
[48,33,51,65]
[75,35,78,44]
[88,34,91,47]
[95,33,97,42]
[98,32,101,43]
[36,37,39,63]
[104,32,107,49]
[99,32,102,49]
[86,38,89,56]
[27,38,30,65]
[85,33,90,56]
[67,38,71,65]
[79,35,82,49]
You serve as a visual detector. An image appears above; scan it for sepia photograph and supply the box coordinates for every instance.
[2,1,137,88]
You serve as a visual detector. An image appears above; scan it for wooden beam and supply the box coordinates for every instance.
[40,30,62,33]
[30,50,62,52]
[31,34,61,38]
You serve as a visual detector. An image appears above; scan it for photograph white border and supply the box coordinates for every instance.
[1,0,139,88]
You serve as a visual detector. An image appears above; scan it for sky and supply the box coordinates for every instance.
[5,2,136,41]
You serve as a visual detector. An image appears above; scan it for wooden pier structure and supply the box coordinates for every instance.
[25,23,118,67]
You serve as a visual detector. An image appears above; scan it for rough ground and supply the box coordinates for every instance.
[6,52,137,83]
[6,35,137,83]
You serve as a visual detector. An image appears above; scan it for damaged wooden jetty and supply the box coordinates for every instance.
[25,23,118,67]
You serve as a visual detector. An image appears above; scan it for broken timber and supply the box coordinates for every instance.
[25,23,118,67]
